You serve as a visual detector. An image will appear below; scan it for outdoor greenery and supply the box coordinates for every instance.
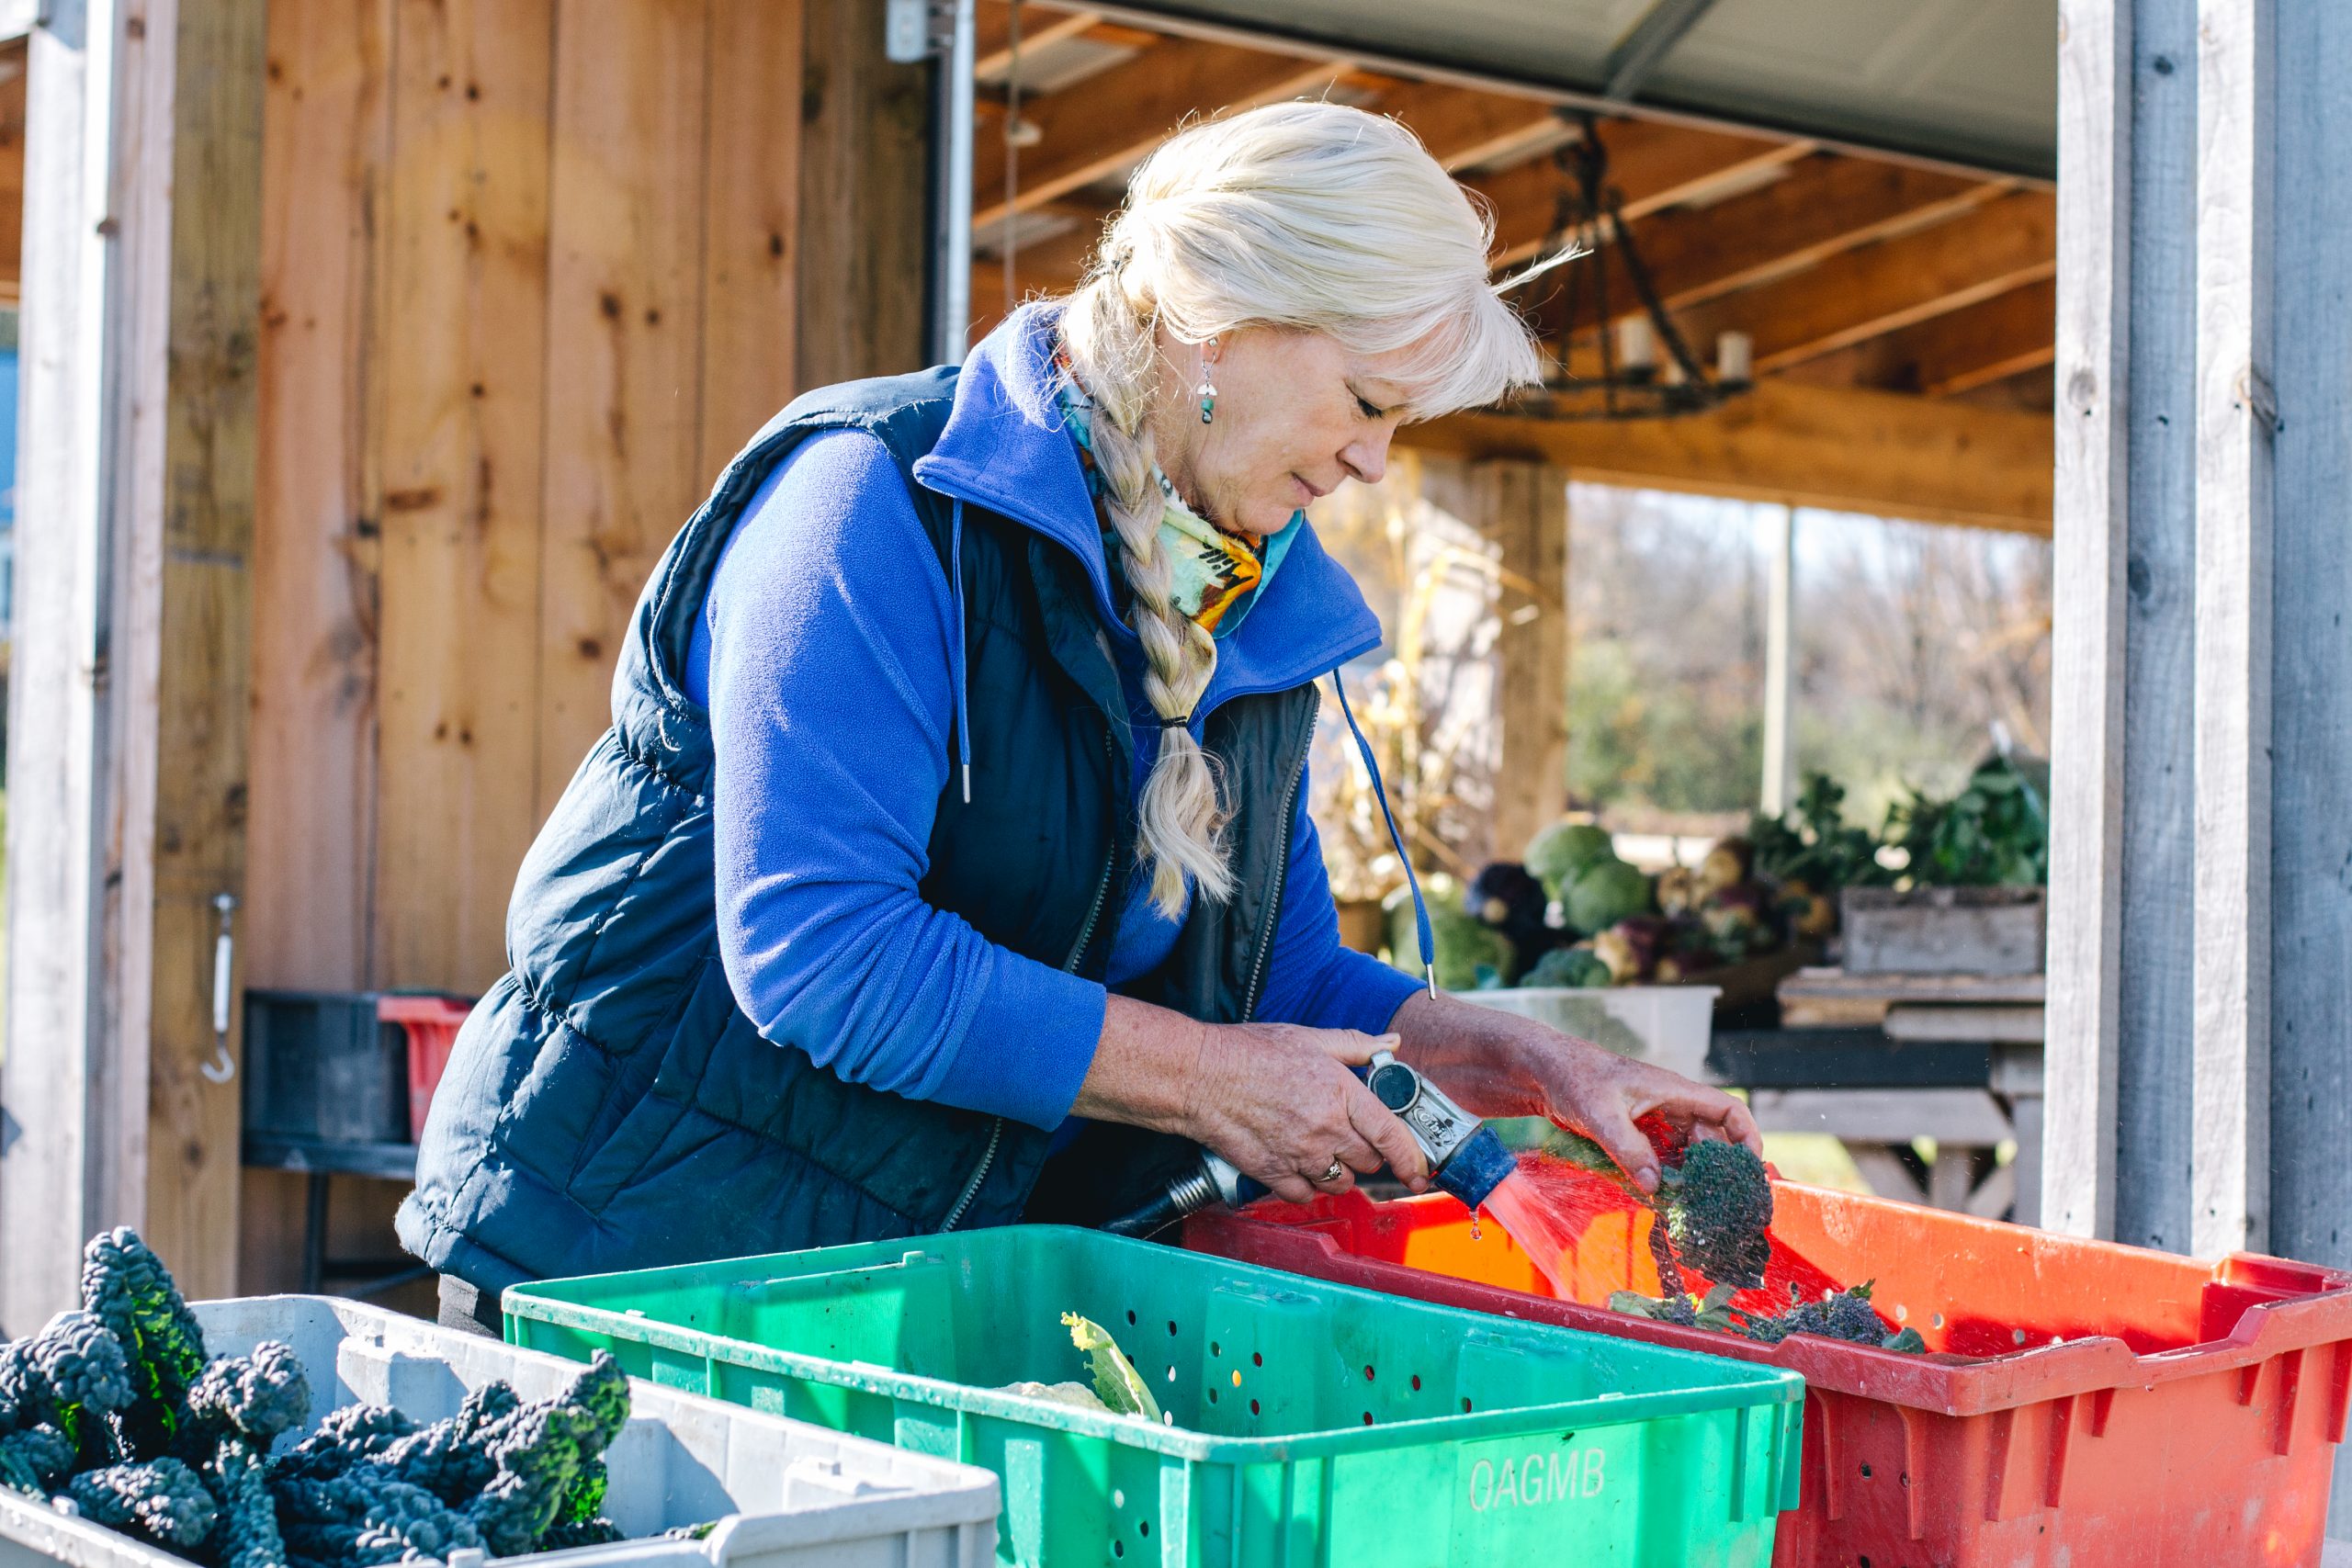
[1564,485,2053,833]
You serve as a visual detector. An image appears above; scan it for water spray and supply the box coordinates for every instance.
[1102,1053,1514,1238]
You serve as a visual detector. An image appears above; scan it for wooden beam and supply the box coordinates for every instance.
[2189,0,2273,1260]
[244,0,395,1298]
[1784,277,2055,397]
[1479,460,1567,861]
[1,0,266,1326]
[1550,155,2003,328]
[0,42,23,299]
[1354,73,1562,173]
[1672,191,2057,374]
[798,0,930,387]
[972,5,1102,79]
[535,1,712,819]
[970,35,1342,233]
[1402,379,2052,535]
[371,0,552,996]
[1476,118,1808,268]
[2042,0,2134,1245]
[965,72,1558,336]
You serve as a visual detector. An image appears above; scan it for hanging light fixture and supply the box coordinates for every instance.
[1502,114,1755,422]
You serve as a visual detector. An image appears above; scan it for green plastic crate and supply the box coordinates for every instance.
[503,1226,1802,1568]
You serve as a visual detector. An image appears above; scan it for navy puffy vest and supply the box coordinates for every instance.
[396,367,1320,1292]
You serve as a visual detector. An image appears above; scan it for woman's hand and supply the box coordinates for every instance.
[1070,998,1430,1204]
[1183,1022,1432,1203]
[1384,989,1758,1195]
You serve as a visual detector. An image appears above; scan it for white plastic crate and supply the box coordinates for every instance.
[1452,983,1720,1084]
[0,1296,998,1568]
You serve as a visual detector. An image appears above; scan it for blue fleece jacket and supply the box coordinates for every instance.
[683,305,1421,1133]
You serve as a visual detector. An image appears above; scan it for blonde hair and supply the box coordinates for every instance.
[1057,99,1544,918]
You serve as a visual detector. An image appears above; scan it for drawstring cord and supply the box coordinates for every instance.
[1330,673,1439,1000]
[951,500,973,803]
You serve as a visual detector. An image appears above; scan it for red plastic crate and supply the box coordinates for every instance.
[1185,1180,2352,1567]
[375,993,473,1143]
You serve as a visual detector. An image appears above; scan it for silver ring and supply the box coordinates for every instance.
[1318,1158,1345,1184]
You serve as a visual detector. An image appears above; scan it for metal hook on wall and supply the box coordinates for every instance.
[201,892,238,1085]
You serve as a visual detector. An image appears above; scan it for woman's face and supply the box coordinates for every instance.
[1149,326,1414,537]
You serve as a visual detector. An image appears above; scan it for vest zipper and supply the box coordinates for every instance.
[1239,690,1318,1023]
[943,728,1119,1232]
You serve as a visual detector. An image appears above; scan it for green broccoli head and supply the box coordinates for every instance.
[186,1340,312,1448]
[67,1458,220,1547]
[1657,1139,1774,1290]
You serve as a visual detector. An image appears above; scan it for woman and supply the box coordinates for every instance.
[399,101,1758,1334]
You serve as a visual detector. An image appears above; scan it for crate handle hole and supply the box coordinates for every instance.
[1230,1370,1240,1387]
[1250,1398,1261,1415]
[1362,1412,1373,1426]
[1363,1364,1375,1382]
[1113,1541,1124,1558]
[1252,1352,1262,1367]
[1125,1309,1136,1325]
[1112,1490,1124,1508]
[1208,1388,1217,1404]
[1210,1341,1220,1357]
[1138,1522,1149,1538]
[1893,1303,1907,1322]
[1410,1374,1421,1392]
[1461,1397,1473,1413]
[1167,1319,1178,1337]
[1930,1313,1944,1329]
[1860,1463,1872,1479]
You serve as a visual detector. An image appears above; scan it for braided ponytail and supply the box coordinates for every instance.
[1061,278,1235,917]
[1053,100,1547,915]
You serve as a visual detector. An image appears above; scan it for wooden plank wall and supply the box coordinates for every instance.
[0,41,24,301]
[243,0,925,1290]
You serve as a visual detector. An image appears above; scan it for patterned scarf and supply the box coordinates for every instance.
[1052,367,1284,637]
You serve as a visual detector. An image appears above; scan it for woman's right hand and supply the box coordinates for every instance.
[1180,1021,1432,1204]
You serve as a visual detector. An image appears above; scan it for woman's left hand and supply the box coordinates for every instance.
[1384,989,1759,1195]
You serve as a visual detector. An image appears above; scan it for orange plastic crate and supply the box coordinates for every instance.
[1185,1180,2352,1567]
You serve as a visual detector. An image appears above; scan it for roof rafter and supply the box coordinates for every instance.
[1403,379,2052,535]
[971,34,1347,234]
[1673,190,2056,373]
[1784,276,2055,397]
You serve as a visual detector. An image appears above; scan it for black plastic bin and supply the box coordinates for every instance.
[242,989,413,1145]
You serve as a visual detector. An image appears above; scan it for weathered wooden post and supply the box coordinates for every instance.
[2049,0,2352,1534]
[0,0,266,1329]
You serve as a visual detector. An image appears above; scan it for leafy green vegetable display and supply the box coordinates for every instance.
[1,1228,641,1568]
[1523,822,1616,903]
[1608,1280,1926,1354]
[1883,754,2049,888]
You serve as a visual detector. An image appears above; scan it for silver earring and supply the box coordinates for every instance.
[1195,338,1218,424]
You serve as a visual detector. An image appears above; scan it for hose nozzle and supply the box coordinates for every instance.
[1111,1054,1510,1237]
[1363,1051,1512,1212]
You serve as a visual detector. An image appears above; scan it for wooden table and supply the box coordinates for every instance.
[1714,967,2045,1222]
[242,1134,427,1297]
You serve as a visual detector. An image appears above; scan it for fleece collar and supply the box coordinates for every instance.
[910,304,1385,711]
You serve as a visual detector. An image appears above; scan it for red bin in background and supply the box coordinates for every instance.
[376,993,474,1143]
[1186,1179,2352,1567]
